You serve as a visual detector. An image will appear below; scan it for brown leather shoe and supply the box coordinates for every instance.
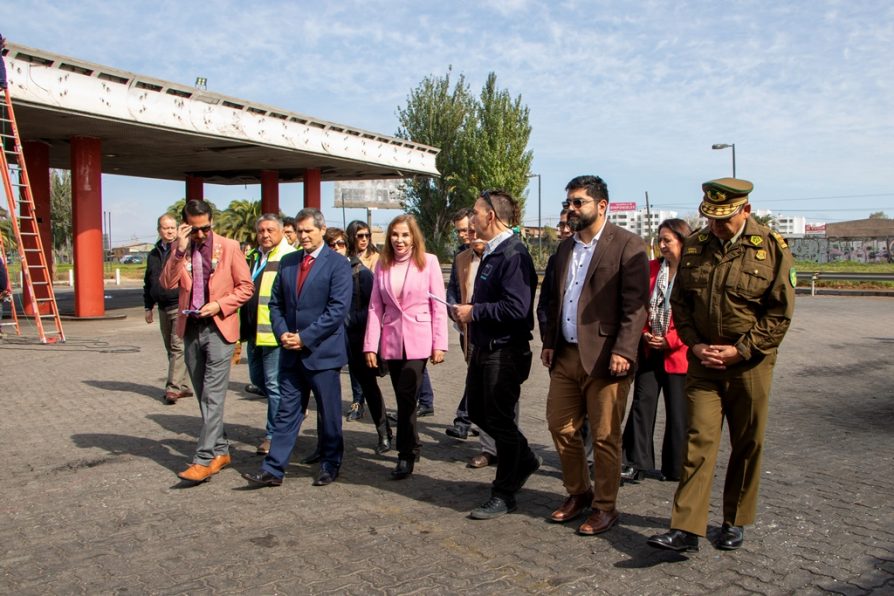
[208,454,231,474]
[577,508,620,535]
[164,390,183,405]
[256,439,271,455]
[549,490,593,523]
[467,452,496,469]
[177,463,214,482]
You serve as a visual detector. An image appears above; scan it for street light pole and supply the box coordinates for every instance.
[711,143,736,178]
[527,173,542,252]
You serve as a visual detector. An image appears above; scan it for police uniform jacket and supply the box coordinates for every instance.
[670,217,795,362]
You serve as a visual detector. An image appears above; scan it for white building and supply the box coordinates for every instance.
[753,210,808,235]
[607,206,679,238]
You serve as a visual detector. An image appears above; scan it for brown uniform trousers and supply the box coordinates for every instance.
[669,217,794,536]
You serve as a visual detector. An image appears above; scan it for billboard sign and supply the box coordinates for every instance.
[610,201,637,212]
[333,179,405,209]
[805,224,827,235]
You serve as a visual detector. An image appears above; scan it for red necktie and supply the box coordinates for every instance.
[296,254,314,296]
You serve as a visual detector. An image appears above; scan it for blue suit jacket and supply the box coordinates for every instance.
[269,245,352,371]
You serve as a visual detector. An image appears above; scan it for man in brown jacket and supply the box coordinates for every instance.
[540,175,649,535]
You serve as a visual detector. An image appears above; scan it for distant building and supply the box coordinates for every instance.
[607,205,679,238]
[753,210,808,235]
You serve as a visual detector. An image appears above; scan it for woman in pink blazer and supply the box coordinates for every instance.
[621,219,692,483]
[364,214,448,479]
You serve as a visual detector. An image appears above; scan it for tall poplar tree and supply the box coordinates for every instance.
[397,70,533,258]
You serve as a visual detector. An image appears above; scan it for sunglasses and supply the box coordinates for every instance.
[480,189,507,226]
[190,225,212,234]
[355,232,370,239]
[328,240,346,247]
[562,197,595,209]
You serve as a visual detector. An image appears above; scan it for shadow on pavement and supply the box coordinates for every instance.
[83,379,164,401]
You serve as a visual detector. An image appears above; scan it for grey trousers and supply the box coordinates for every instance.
[183,319,235,465]
[159,307,190,393]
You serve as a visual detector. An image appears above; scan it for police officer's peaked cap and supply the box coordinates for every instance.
[699,178,753,219]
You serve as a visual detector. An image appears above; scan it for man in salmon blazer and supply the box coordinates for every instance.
[161,199,254,484]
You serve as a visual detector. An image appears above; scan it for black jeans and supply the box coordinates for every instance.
[621,348,687,480]
[387,357,427,460]
[347,334,386,428]
[466,343,536,500]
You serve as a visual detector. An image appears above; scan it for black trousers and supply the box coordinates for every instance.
[347,334,386,428]
[621,349,687,480]
[466,343,536,500]
[387,357,427,460]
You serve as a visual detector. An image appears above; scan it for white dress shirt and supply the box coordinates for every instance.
[561,220,607,343]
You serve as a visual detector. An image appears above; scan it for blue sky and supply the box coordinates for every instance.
[7,0,894,245]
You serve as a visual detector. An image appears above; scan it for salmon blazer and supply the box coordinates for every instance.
[160,233,254,343]
[363,253,449,360]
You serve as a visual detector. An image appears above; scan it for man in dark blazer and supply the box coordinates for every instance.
[242,208,352,487]
[540,175,649,535]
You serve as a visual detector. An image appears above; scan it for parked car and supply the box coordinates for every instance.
[120,255,144,264]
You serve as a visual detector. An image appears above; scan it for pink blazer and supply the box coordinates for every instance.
[160,233,254,343]
[363,253,448,360]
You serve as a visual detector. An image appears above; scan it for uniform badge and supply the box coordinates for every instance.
[755,249,767,260]
[698,233,708,242]
[685,247,700,255]
[749,235,763,246]
[789,268,797,287]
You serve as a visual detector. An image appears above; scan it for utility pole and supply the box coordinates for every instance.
[644,191,654,259]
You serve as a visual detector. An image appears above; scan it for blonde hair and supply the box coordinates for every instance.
[380,214,427,270]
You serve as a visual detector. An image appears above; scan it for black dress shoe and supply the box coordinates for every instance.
[620,464,644,482]
[241,471,283,487]
[313,467,338,486]
[244,384,266,397]
[391,458,415,480]
[716,524,744,550]
[300,450,321,465]
[445,424,469,439]
[647,529,700,552]
[417,404,434,417]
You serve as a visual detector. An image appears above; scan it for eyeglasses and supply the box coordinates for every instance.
[189,225,212,234]
[557,222,572,230]
[328,240,346,247]
[355,232,370,239]
[562,197,595,210]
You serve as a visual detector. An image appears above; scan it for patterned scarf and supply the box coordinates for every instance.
[648,259,673,337]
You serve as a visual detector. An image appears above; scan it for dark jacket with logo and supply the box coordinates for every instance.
[469,234,537,349]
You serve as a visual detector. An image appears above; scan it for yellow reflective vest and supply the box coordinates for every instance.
[249,238,296,346]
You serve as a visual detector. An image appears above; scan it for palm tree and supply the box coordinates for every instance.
[216,199,260,244]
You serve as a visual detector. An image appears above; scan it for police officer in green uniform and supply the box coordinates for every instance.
[647,178,795,553]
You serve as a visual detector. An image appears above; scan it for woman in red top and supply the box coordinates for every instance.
[621,219,692,482]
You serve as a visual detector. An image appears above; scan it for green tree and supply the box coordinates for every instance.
[397,69,533,258]
[0,206,14,253]
[869,211,888,219]
[51,170,72,263]
[752,212,777,229]
[216,199,260,244]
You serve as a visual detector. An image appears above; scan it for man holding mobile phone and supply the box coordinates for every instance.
[161,199,254,484]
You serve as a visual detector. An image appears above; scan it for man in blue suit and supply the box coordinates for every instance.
[242,208,352,487]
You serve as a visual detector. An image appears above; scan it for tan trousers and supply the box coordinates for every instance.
[546,343,631,511]
[670,354,775,536]
[159,306,190,394]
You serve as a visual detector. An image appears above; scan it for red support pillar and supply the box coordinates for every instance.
[22,141,53,315]
[303,168,321,210]
[71,137,105,317]
[260,170,279,215]
[185,175,204,201]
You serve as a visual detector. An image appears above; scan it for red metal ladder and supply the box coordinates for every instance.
[0,87,65,343]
